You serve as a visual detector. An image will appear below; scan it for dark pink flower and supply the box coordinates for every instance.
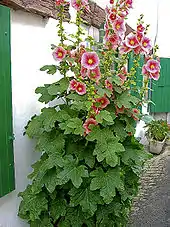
[134,46,143,55]
[56,0,65,6]
[119,42,131,54]
[96,96,110,109]
[76,82,86,95]
[81,52,100,70]
[113,18,126,34]
[71,0,89,10]
[105,80,113,91]
[149,71,160,81]
[81,66,87,77]
[83,118,98,135]
[126,0,133,8]
[115,105,125,114]
[137,24,145,33]
[53,46,66,61]
[92,105,100,115]
[109,12,117,22]
[126,33,139,48]
[142,65,150,76]
[145,59,160,73]
[88,67,101,82]
[70,79,78,90]
[108,33,119,46]
[137,32,143,42]
[118,73,127,84]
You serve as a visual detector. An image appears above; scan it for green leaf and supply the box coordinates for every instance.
[97,87,112,97]
[40,108,59,132]
[57,155,88,188]
[94,138,125,167]
[115,91,139,109]
[96,110,114,124]
[90,168,124,204]
[59,117,84,135]
[48,78,69,95]
[30,215,53,227]
[35,85,56,104]
[67,93,87,102]
[40,65,57,75]
[18,185,48,221]
[69,187,103,216]
[50,198,67,222]
[113,120,127,142]
[26,116,44,138]
[36,131,65,154]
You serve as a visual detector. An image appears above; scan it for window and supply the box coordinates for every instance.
[0,5,15,197]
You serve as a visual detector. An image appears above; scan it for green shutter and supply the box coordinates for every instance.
[150,58,170,113]
[0,5,15,197]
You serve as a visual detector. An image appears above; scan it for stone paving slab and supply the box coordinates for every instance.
[129,148,170,227]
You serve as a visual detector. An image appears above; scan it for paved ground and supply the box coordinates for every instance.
[129,147,170,227]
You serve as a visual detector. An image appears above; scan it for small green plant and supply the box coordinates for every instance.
[146,120,169,142]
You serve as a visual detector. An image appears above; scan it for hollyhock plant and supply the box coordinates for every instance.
[52,46,67,61]
[19,1,161,227]
[81,52,100,70]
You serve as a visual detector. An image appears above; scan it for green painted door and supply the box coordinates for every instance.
[0,5,15,197]
[150,58,170,113]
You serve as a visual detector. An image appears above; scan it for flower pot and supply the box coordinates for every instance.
[149,138,165,154]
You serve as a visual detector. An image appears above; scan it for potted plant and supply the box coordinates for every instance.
[146,120,169,154]
[18,0,160,226]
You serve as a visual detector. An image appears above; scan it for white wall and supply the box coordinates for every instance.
[0,9,98,227]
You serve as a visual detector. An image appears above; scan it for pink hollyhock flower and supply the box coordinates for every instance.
[141,37,152,53]
[126,33,139,48]
[81,66,87,77]
[133,108,139,114]
[137,32,143,42]
[53,46,66,61]
[81,52,100,70]
[83,118,98,135]
[110,0,114,4]
[96,96,110,109]
[70,79,78,90]
[119,42,131,54]
[56,0,65,6]
[113,18,126,34]
[126,0,133,8]
[88,67,101,82]
[150,71,160,81]
[118,10,128,18]
[92,105,100,115]
[145,59,160,73]
[108,33,119,46]
[142,65,150,76]
[109,12,117,22]
[134,46,143,55]
[105,80,113,91]
[118,73,127,84]
[115,105,125,114]
[71,0,89,10]
[76,82,86,95]
[137,24,145,33]
[121,66,127,74]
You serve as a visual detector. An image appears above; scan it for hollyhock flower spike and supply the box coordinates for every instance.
[76,82,86,95]
[126,33,139,49]
[70,79,78,91]
[52,46,67,61]
[96,96,110,109]
[83,118,98,135]
[145,59,160,73]
[88,67,101,83]
[81,52,100,70]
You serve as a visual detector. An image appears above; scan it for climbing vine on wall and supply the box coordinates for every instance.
[18,0,160,226]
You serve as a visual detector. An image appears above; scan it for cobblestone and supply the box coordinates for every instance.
[129,147,170,227]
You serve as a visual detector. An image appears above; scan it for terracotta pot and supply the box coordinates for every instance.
[149,138,165,154]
